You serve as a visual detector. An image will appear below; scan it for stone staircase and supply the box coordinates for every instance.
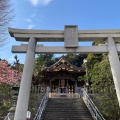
[42,98,93,120]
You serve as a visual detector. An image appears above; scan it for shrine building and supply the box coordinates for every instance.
[40,56,86,94]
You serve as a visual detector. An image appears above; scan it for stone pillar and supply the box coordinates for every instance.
[66,79,69,93]
[75,81,77,93]
[14,37,36,120]
[50,80,52,93]
[108,37,120,107]
[58,79,60,93]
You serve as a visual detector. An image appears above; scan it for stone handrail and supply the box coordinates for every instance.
[34,92,48,120]
[82,90,105,120]
[4,113,10,120]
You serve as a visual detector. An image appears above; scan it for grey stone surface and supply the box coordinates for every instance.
[14,37,36,120]
[42,98,93,120]
[108,37,120,107]
[8,26,120,42]
[64,25,78,47]
[12,45,109,54]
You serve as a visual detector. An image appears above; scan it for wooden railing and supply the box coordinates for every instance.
[49,93,80,98]
[31,85,46,93]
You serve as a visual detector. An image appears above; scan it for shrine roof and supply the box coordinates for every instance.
[42,56,85,73]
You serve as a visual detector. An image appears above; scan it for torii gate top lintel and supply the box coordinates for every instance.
[8,25,120,42]
[9,25,120,54]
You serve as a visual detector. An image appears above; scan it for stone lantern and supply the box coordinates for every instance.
[8,84,19,119]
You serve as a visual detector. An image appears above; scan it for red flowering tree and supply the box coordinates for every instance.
[0,59,22,119]
[0,59,22,84]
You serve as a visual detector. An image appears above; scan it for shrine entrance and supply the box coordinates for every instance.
[9,25,120,120]
[40,55,86,94]
[51,79,75,93]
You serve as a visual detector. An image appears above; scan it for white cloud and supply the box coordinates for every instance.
[27,24,35,29]
[24,18,32,23]
[30,0,53,6]
[8,55,15,63]
[24,8,44,29]
[31,9,44,20]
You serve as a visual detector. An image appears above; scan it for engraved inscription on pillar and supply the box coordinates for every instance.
[64,25,78,47]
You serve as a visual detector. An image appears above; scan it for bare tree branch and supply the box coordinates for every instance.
[0,0,14,46]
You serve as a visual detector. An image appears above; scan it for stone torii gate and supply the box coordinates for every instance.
[9,25,120,120]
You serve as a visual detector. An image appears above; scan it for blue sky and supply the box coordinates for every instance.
[1,0,120,64]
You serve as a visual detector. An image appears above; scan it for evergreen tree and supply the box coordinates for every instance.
[87,53,120,119]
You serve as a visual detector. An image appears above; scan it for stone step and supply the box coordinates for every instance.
[45,107,89,110]
[43,115,92,117]
[43,115,93,118]
[46,106,87,109]
[43,117,93,119]
[43,113,92,116]
[42,118,93,120]
[43,111,91,114]
[42,117,93,120]
[45,109,88,113]
[44,111,91,113]
[42,98,93,120]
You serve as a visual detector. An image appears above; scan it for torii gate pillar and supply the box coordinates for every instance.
[108,37,120,106]
[14,37,36,120]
